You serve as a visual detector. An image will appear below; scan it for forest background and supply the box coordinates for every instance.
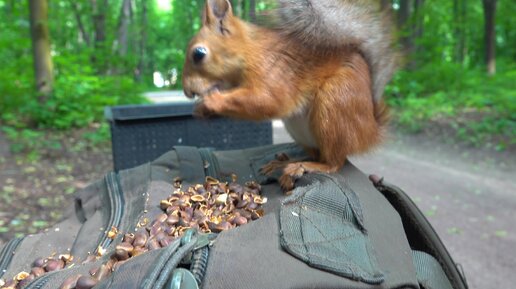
[0,0,514,240]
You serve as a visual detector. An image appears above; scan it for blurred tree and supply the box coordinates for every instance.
[381,0,392,12]
[249,0,256,22]
[90,0,108,73]
[453,0,467,65]
[411,0,425,68]
[397,0,413,61]
[482,0,497,75]
[116,0,133,56]
[397,0,411,28]
[28,0,53,99]
[231,0,243,18]
[69,0,90,46]
[136,0,148,82]
[91,0,107,48]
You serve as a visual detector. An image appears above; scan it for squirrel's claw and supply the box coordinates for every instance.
[259,152,292,176]
[259,160,284,176]
[279,163,307,192]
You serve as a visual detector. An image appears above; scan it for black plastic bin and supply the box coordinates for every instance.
[105,102,272,171]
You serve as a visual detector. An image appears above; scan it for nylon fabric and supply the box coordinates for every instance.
[94,249,165,289]
[340,164,420,288]
[174,146,206,184]
[1,215,81,279]
[280,174,384,284]
[151,234,199,289]
[375,181,469,289]
[412,251,454,289]
[141,238,182,289]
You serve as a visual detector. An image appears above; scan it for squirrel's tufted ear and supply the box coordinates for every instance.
[202,0,233,30]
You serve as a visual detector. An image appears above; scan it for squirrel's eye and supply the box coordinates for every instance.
[192,47,207,64]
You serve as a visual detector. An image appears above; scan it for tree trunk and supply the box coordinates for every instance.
[116,0,132,56]
[28,0,53,99]
[136,0,148,82]
[413,0,424,38]
[91,0,107,49]
[406,0,424,69]
[90,0,108,72]
[380,0,391,12]
[230,0,243,17]
[397,0,411,28]
[69,0,90,46]
[454,0,468,64]
[5,0,15,15]
[482,0,497,75]
[249,0,256,22]
[460,0,467,63]
[413,0,424,46]
[397,0,414,65]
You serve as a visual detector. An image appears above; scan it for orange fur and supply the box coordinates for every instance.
[183,0,394,191]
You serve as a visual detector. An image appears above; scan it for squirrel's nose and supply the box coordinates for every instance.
[192,47,207,64]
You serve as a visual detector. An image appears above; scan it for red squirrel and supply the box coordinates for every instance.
[182,0,397,191]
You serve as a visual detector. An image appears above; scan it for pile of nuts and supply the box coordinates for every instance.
[0,254,74,288]
[157,176,266,234]
[0,176,266,289]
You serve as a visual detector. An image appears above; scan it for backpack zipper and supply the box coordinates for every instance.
[0,237,24,279]
[23,272,54,289]
[24,172,125,289]
[96,172,125,253]
[198,148,220,179]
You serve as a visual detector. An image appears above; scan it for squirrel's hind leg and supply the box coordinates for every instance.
[277,53,380,191]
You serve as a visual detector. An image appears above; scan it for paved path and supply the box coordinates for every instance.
[148,90,516,288]
[144,90,194,103]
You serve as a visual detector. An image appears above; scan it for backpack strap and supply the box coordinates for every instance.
[412,250,454,289]
[372,178,469,289]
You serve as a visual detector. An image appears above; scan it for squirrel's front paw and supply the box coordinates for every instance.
[193,101,217,118]
[193,92,222,118]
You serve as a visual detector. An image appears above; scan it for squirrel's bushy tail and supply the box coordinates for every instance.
[274,0,398,102]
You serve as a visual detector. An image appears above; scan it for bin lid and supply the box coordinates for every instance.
[105,103,195,121]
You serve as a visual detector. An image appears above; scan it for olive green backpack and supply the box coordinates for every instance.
[0,143,468,289]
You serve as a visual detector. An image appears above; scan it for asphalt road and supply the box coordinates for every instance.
[148,91,516,288]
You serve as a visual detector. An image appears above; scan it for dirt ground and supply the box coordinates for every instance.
[1,124,514,245]
[0,128,113,243]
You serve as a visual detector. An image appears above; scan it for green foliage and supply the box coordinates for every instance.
[1,52,147,129]
[386,61,516,146]
[0,0,515,152]
[0,62,145,157]
[385,0,516,147]
[0,1,148,132]
[82,123,111,146]
[0,2,34,112]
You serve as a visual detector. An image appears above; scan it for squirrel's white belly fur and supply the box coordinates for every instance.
[282,110,318,149]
